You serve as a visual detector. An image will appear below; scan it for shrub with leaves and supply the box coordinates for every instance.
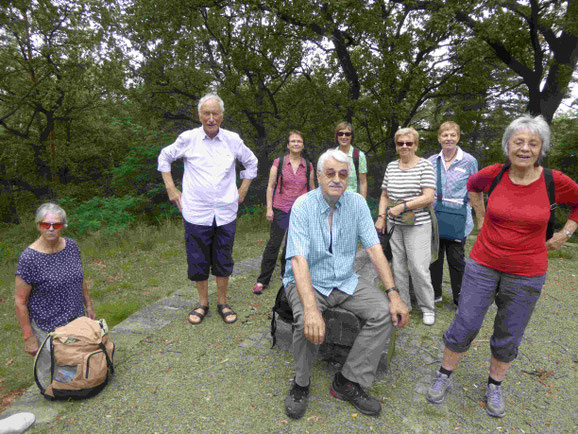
[60,196,145,236]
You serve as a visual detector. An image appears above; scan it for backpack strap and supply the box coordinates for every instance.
[487,162,511,198]
[277,155,285,195]
[543,167,556,240]
[435,156,443,202]
[305,158,311,192]
[98,342,115,375]
[34,333,52,397]
[352,147,360,182]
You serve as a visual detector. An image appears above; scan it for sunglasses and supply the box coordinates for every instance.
[337,132,352,137]
[39,222,64,230]
[396,141,414,147]
[324,169,349,180]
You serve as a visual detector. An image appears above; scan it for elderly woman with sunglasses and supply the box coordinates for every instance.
[426,114,578,418]
[375,127,437,325]
[14,203,95,382]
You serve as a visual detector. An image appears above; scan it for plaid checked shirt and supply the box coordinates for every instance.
[283,188,380,296]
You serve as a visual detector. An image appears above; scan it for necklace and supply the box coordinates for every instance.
[443,150,457,162]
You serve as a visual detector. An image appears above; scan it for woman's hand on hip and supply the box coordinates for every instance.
[546,231,568,251]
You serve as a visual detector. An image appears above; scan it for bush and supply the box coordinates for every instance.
[60,196,145,236]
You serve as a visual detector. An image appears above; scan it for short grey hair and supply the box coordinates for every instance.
[502,114,551,160]
[317,149,350,174]
[197,93,225,116]
[35,203,68,227]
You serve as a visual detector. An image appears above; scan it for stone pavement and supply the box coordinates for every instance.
[2,247,576,432]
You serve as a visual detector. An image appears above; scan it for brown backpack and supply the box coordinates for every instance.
[34,317,115,400]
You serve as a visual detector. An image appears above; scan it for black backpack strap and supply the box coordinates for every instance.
[488,162,511,197]
[99,342,115,375]
[277,155,285,195]
[435,156,443,202]
[543,167,556,240]
[305,158,311,191]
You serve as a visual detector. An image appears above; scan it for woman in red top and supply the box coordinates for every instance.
[426,115,578,418]
[252,131,315,294]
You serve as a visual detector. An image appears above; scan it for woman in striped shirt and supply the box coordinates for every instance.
[375,127,437,325]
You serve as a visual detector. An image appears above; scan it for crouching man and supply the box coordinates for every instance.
[282,149,409,419]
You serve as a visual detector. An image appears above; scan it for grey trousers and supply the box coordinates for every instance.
[285,278,393,389]
[31,321,51,388]
[389,222,435,314]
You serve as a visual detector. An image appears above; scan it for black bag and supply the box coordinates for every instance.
[434,159,469,241]
[378,223,395,262]
[487,162,556,240]
[271,284,293,348]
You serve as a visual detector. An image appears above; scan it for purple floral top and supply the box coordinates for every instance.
[16,238,85,332]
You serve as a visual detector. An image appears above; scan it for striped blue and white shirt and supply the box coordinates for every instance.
[428,147,479,237]
[283,188,380,297]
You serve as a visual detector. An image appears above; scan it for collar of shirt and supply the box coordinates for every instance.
[437,146,464,162]
[314,187,344,216]
[283,155,306,169]
[202,128,223,142]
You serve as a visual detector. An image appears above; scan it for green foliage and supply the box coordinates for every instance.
[549,113,578,180]
[60,196,145,236]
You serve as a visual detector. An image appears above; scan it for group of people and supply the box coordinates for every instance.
[13,93,578,425]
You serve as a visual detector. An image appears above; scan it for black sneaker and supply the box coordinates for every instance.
[330,373,381,416]
[284,379,310,419]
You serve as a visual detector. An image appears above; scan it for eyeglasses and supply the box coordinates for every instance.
[39,222,64,230]
[324,170,349,180]
[337,132,352,137]
[396,141,414,147]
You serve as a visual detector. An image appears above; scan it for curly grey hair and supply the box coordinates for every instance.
[317,149,350,174]
[502,114,551,161]
[35,203,68,227]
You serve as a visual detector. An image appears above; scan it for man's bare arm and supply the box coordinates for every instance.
[291,256,325,344]
[161,171,182,211]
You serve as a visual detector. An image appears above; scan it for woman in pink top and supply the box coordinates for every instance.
[426,115,578,418]
[252,131,315,294]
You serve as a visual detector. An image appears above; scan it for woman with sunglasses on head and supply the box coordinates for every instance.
[375,127,437,325]
[14,203,95,384]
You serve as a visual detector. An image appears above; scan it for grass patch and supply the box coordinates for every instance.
[97,300,141,328]
[548,249,574,259]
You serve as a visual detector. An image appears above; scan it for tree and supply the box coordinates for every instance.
[408,0,578,123]
[0,0,125,221]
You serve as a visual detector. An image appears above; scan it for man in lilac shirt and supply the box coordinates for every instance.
[158,93,258,325]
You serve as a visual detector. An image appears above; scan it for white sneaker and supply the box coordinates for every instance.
[0,412,36,434]
[423,312,435,326]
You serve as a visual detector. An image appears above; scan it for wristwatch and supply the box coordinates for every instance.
[562,229,572,239]
[403,201,409,212]
[385,287,399,295]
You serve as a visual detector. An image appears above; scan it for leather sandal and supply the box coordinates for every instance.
[188,303,209,325]
[217,304,237,324]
